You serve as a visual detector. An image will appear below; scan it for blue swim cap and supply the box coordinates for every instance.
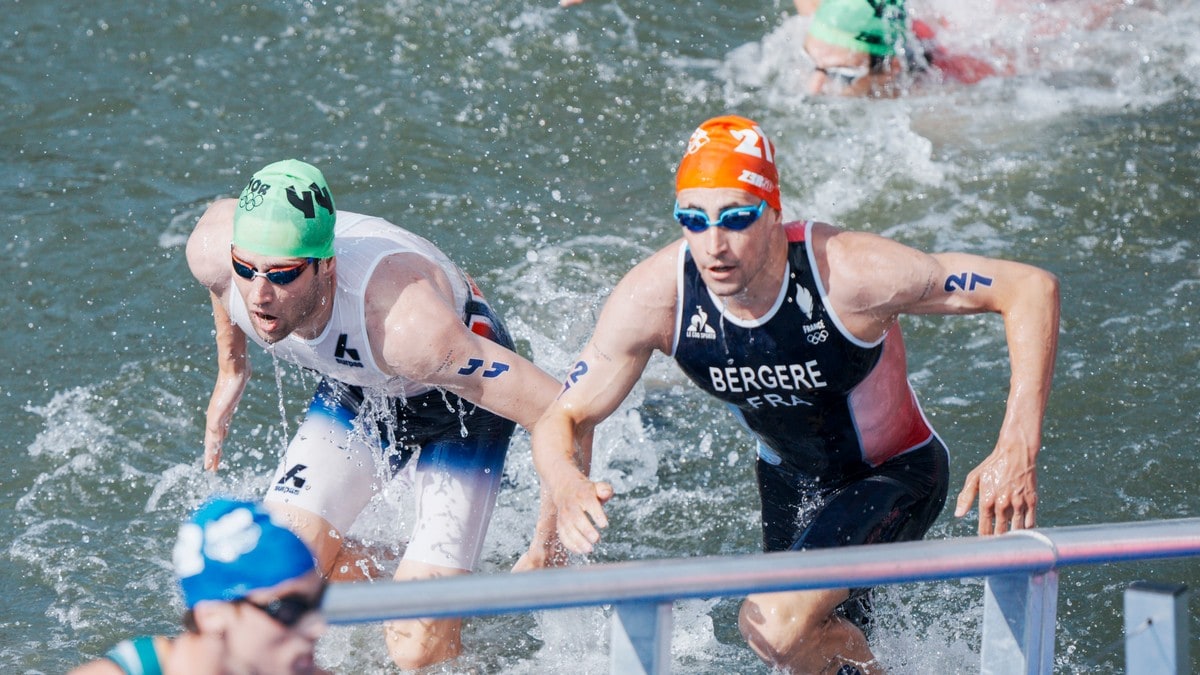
[173,498,316,608]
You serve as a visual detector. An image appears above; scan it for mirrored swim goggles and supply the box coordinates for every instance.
[237,583,326,628]
[674,200,767,233]
[801,45,871,87]
[231,251,316,285]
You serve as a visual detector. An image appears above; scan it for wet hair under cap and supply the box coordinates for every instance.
[675,115,782,211]
[173,497,316,609]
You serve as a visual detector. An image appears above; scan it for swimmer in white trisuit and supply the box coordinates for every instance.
[186,160,577,669]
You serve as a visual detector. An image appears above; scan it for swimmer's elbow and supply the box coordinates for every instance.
[217,359,252,384]
[1029,267,1060,307]
[214,337,252,376]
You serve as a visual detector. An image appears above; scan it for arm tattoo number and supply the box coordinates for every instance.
[944,272,993,292]
[458,358,511,378]
[562,360,589,391]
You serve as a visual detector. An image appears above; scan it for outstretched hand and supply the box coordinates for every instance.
[552,476,615,554]
[955,445,1038,535]
[513,542,569,572]
[514,491,572,572]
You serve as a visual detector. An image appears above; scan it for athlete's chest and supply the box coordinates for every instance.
[674,259,878,400]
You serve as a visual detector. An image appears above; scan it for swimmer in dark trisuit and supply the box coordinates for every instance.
[531,115,1060,673]
[70,498,329,675]
[801,0,1003,97]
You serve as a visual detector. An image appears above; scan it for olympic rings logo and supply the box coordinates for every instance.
[239,177,271,212]
[238,193,265,211]
[806,330,828,345]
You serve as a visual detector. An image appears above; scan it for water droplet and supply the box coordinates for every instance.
[271,353,290,455]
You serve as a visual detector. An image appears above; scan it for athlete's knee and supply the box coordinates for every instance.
[261,502,344,576]
[739,595,813,664]
[384,617,463,670]
[381,561,470,667]
[739,590,851,669]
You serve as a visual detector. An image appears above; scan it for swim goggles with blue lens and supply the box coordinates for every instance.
[674,200,767,233]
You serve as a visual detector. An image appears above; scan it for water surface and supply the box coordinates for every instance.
[4,0,1198,672]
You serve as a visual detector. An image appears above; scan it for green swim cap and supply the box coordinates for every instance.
[233,159,336,259]
[808,0,907,57]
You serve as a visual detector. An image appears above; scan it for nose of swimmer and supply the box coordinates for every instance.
[702,222,731,252]
[247,275,276,303]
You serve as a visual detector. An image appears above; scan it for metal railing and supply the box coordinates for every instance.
[323,518,1200,673]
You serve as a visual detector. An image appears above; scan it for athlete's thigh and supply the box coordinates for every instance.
[402,421,511,571]
[264,384,385,535]
[757,456,825,552]
[791,476,921,551]
[793,443,948,552]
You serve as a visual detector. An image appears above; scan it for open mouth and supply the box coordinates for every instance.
[253,310,281,334]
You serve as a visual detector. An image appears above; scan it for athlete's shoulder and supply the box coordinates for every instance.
[332,210,411,244]
[366,251,448,295]
[335,211,454,267]
[816,224,913,276]
[622,239,684,295]
[191,198,236,240]
[782,220,809,243]
[187,199,236,290]
[600,241,679,331]
[650,238,688,267]
[332,209,383,231]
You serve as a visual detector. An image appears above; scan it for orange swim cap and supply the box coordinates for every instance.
[675,115,781,211]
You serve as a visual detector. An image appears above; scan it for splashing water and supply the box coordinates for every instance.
[8,0,1200,672]
[436,387,472,437]
[269,350,291,456]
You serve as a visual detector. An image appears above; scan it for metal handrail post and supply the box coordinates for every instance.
[1125,581,1190,675]
[611,601,672,675]
[980,571,1059,675]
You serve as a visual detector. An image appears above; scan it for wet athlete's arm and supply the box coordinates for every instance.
[368,254,562,430]
[531,247,678,555]
[187,199,249,472]
[370,253,604,569]
[920,251,1059,536]
[820,226,1060,536]
[202,293,251,472]
[370,254,582,568]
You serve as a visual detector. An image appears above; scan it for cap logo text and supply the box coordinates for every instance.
[286,182,334,220]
